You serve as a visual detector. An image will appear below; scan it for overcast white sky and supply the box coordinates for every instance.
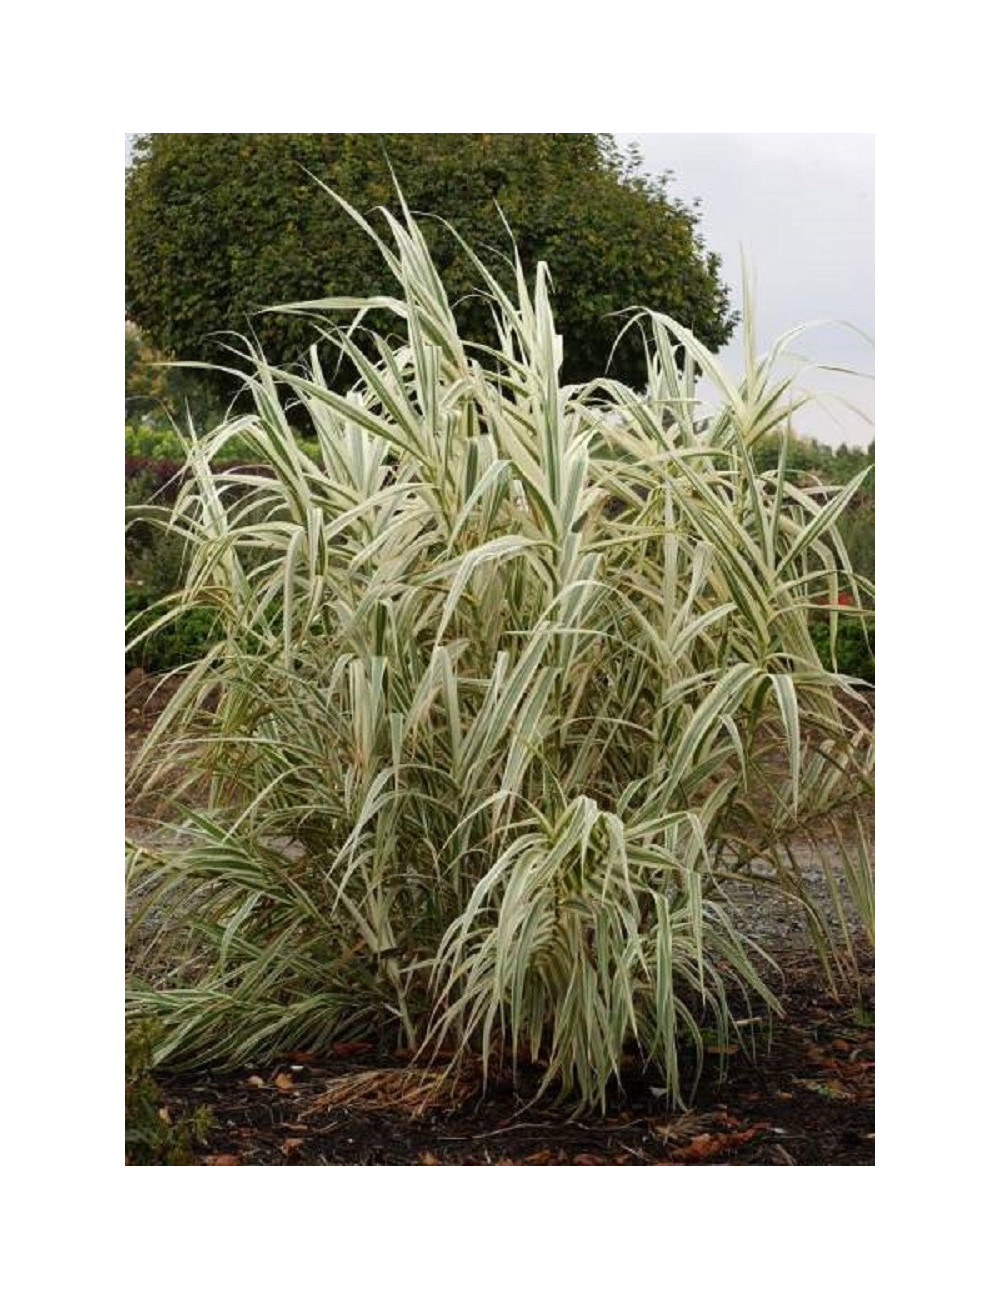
[126,133,874,446]
[617,133,874,446]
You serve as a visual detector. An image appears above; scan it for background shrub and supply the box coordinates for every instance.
[126,422,287,466]
[126,320,222,430]
[810,615,874,684]
[125,1020,213,1164]
[125,590,216,673]
[125,133,737,407]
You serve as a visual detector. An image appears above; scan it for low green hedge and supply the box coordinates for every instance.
[126,423,314,465]
[810,616,874,684]
[126,588,217,673]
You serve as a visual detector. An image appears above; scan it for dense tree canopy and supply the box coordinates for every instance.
[126,321,222,429]
[125,134,736,404]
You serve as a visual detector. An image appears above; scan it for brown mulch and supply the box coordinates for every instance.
[153,958,873,1166]
[127,669,875,1166]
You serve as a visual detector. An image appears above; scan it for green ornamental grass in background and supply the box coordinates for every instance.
[126,187,874,1112]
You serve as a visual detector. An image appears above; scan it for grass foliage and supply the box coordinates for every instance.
[126,188,874,1111]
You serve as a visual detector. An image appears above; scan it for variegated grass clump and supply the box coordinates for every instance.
[126,189,873,1112]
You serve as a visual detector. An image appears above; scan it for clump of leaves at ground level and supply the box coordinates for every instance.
[126,1020,213,1165]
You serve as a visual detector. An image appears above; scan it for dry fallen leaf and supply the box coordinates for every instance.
[328,1041,374,1059]
[247,1075,265,1088]
[281,1138,305,1156]
[672,1127,762,1162]
[419,1151,440,1165]
[274,1071,296,1092]
[681,1134,722,1159]
[205,1154,241,1166]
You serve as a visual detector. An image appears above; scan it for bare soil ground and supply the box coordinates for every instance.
[153,958,873,1166]
[126,670,874,1166]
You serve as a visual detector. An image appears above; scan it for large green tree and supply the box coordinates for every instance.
[125,133,736,403]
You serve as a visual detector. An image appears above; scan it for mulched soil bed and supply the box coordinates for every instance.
[148,956,873,1166]
[128,670,874,1166]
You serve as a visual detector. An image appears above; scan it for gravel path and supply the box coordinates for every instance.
[720,827,873,954]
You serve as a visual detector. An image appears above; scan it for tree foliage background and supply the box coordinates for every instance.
[126,320,222,429]
[125,133,737,404]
